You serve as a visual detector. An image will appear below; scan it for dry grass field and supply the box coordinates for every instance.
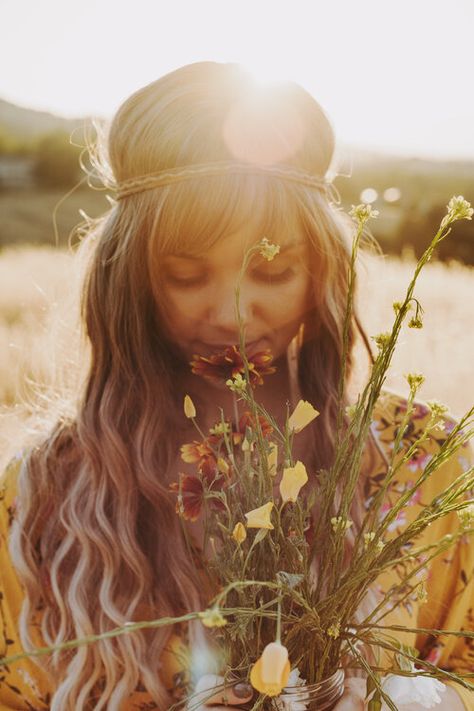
[0,245,473,468]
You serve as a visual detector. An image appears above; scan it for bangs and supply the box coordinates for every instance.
[152,174,305,256]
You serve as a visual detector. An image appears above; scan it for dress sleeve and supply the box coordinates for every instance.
[415,427,474,710]
[371,393,474,709]
[0,456,51,710]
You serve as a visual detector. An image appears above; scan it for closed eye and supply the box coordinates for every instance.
[252,267,295,284]
[164,267,296,289]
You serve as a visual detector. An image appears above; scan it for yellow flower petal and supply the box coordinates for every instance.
[244,501,274,529]
[217,457,230,475]
[279,461,308,503]
[232,522,247,544]
[287,400,319,433]
[250,642,291,696]
[183,394,196,419]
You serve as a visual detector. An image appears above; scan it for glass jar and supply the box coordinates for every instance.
[269,668,345,710]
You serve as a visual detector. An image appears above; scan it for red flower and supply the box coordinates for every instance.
[236,411,274,441]
[169,471,227,521]
[169,474,204,521]
[190,346,276,386]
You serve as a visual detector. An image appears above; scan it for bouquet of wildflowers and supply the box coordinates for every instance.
[170,198,474,710]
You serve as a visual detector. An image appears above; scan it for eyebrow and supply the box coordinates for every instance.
[166,241,306,261]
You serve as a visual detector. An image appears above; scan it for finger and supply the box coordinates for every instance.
[194,674,254,706]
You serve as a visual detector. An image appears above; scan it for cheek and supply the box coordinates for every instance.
[260,276,312,324]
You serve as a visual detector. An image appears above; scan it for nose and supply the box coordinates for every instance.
[208,279,254,335]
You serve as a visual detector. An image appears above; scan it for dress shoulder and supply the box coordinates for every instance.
[0,454,53,710]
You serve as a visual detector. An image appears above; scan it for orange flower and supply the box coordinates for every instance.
[180,440,214,464]
[237,411,273,440]
[190,346,276,387]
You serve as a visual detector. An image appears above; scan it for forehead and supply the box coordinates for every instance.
[166,224,306,267]
[154,174,306,259]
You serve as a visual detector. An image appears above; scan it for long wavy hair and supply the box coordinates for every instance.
[10,62,377,709]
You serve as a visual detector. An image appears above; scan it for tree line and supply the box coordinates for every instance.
[0,129,473,263]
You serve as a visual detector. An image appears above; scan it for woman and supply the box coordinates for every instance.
[0,62,472,710]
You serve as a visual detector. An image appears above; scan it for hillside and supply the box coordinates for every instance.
[0,98,92,141]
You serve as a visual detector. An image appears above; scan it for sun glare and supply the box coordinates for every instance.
[240,61,296,89]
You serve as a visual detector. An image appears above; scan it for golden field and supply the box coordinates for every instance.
[0,246,473,467]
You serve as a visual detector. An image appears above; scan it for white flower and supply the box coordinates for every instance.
[349,203,379,224]
[381,667,446,709]
[273,668,310,711]
[258,237,281,261]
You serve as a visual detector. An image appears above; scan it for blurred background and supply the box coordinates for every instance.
[1,0,473,458]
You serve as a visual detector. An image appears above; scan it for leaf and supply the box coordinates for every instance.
[365,674,378,697]
[367,690,382,711]
[253,528,268,545]
[276,571,304,589]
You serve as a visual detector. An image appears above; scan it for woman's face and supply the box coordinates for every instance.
[159,218,313,363]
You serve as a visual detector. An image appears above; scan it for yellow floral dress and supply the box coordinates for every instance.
[1,391,473,710]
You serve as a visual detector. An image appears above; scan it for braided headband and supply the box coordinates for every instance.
[114,161,329,200]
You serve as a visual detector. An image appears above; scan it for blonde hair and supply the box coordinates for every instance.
[11,61,376,709]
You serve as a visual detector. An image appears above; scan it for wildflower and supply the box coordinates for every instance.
[457,504,474,529]
[226,373,247,393]
[288,400,319,434]
[426,400,448,418]
[267,442,278,476]
[181,439,214,464]
[392,301,403,314]
[169,474,204,521]
[199,607,227,628]
[381,663,446,709]
[345,403,357,419]
[191,345,275,387]
[408,316,423,329]
[250,641,291,697]
[331,517,353,533]
[375,540,385,552]
[183,394,196,418]
[372,332,391,350]
[406,373,425,390]
[180,439,219,480]
[169,468,227,521]
[349,203,379,224]
[364,532,376,548]
[234,410,273,444]
[232,522,247,545]
[441,195,473,229]
[241,437,252,452]
[416,582,428,604]
[209,421,231,436]
[258,237,281,261]
[245,501,274,529]
[280,461,308,503]
[327,622,341,639]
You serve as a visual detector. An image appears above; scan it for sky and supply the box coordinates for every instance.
[2,0,474,160]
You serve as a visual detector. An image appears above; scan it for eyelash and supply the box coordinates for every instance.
[167,268,295,288]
